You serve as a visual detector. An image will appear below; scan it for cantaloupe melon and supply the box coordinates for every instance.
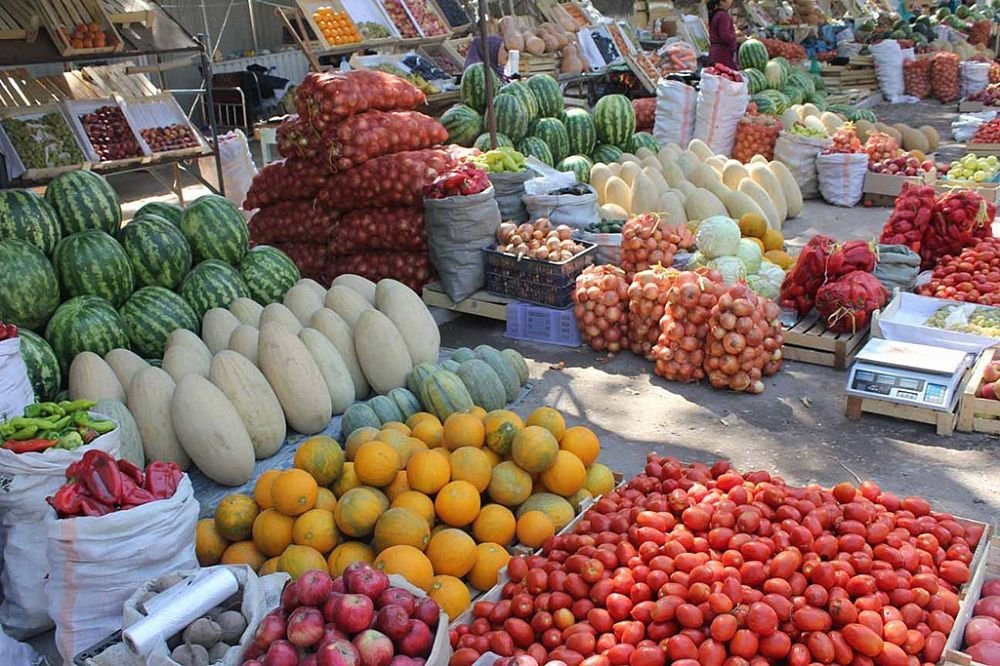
[375,279,440,365]
[283,283,325,326]
[331,275,377,304]
[747,163,787,223]
[228,325,259,365]
[324,286,373,328]
[69,352,125,402]
[104,348,149,397]
[258,322,333,434]
[209,350,286,459]
[684,188,727,221]
[259,302,303,334]
[353,309,414,395]
[229,297,263,327]
[722,161,749,190]
[309,308,370,399]
[128,367,190,469]
[768,161,803,218]
[202,308,241,355]
[738,179,780,230]
[603,177,631,212]
[299,328,355,414]
[687,138,714,161]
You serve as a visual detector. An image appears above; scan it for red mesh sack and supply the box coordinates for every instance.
[878,183,936,256]
[327,207,427,254]
[294,70,426,132]
[921,189,996,269]
[815,271,888,333]
[327,251,434,292]
[269,241,330,283]
[903,58,932,99]
[573,265,630,353]
[243,158,328,211]
[825,240,877,281]
[732,113,782,163]
[632,98,656,132]
[315,148,455,211]
[652,269,723,383]
[249,200,338,244]
[779,234,835,315]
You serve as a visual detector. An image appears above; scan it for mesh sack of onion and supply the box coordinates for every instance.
[243,158,328,211]
[620,213,694,282]
[572,265,630,354]
[327,251,434,292]
[779,234,836,315]
[249,200,338,244]
[863,132,900,167]
[294,70,426,132]
[815,270,888,333]
[652,268,723,383]
[268,242,331,283]
[316,148,455,211]
[627,264,678,360]
[931,52,960,103]
[327,207,427,255]
[903,58,932,99]
[704,283,783,394]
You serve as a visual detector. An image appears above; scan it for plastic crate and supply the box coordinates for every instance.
[483,241,596,307]
[505,301,581,347]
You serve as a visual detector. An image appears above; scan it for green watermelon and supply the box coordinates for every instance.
[531,117,570,163]
[557,155,594,183]
[517,136,554,167]
[460,63,497,114]
[0,189,61,255]
[771,57,792,78]
[473,132,514,151]
[744,68,767,94]
[440,104,482,147]
[45,295,131,375]
[561,108,597,157]
[239,245,301,305]
[593,95,635,150]
[751,93,778,115]
[627,132,660,154]
[53,229,134,308]
[525,74,564,118]
[179,259,249,319]
[591,144,624,163]
[117,216,191,290]
[498,81,539,122]
[494,94,529,142]
[738,38,768,70]
[764,60,787,90]
[852,109,877,123]
[787,69,816,96]
[44,170,122,236]
[135,201,183,225]
[0,240,60,331]
[179,195,248,265]
[783,87,804,106]
[120,286,199,358]
[17,328,61,401]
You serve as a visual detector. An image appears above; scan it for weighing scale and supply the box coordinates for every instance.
[846,339,974,412]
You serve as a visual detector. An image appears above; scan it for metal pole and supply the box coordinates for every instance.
[477,0,496,148]
[248,0,260,53]
[198,32,227,198]
[200,2,212,54]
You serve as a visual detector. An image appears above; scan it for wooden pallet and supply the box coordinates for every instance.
[956,348,1000,434]
[78,63,160,99]
[36,0,123,57]
[0,68,64,110]
[99,0,154,27]
[0,0,40,41]
[422,281,511,321]
[782,310,869,370]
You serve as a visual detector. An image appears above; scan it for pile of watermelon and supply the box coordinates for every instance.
[444,69,651,184]
[0,171,300,400]
[738,39,828,116]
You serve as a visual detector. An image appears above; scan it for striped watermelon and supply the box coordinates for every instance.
[498,81,539,122]
[53,229,135,308]
[591,144,624,163]
[738,39,768,71]
[460,63,497,114]
[783,86,804,106]
[561,108,597,157]
[117,216,192,290]
[557,155,594,183]
[494,94,529,142]
[531,117,570,163]
[120,286,200,357]
[525,74,564,118]
[0,240,59,331]
[179,195,249,265]
[179,259,249,319]
[136,201,183,225]
[593,95,635,150]
[0,189,62,255]
[440,104,482,147]
[18,328,61,401]
[764,61,787,90]
[743,68,767,94]
[473,132,514,151]
[44,295,131,375]
[627,132,660,154]
[787,69,816,96]
[44,170,122,236]
[239,245,301,305]
[517,136,554,167]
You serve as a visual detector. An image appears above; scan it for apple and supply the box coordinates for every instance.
[287,606,326,648]
[375,604,410,641]
[334,594,376,634]
[317,638,362,666]
[299,570,334,606]
[323,592,345,624]
[254,609,288,650]
[265,639,299,666]
[397,619,433,657]
[411,598,440,629]
[282,581,301,612]
[345,562,390,599]
[354,629,395,666]
[378,588,415,614]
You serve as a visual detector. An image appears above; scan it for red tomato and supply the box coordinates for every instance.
[843,623,884,657]
[729,630,759,658]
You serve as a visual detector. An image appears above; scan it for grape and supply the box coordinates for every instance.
[1,113,85,170]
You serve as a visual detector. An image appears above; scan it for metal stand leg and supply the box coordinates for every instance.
[198,32,226,198]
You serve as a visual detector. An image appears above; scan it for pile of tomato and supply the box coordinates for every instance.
[449,456,983,666]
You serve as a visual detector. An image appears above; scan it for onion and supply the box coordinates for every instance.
[574,266,630,354]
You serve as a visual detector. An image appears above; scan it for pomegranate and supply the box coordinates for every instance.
[299,570,335,606]
[354,629,396,666]
[398,619,434,657]
[335,594,376,634]
[376,604,410,641]
[287,606,326,648]
[254,609,288,650]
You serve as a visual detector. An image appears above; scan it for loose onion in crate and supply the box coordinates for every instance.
[496,218,586,262]
[573,265,630,353]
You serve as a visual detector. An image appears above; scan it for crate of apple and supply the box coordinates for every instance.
[80,105,144,161]
[243,563,443,666]
[406,0,448,37]
[140,124,200,153]
[869,154,933,177]
[947,154,1000,182]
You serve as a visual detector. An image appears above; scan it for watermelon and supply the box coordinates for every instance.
[783,86,804,106]
[743,68,767,94]
[764,60,788,90]
[117,216,192,289]
[120,286,200,357]
[45,295,131,375]
[591,144,624,163]
[0,189,62,255]
[771,57,792,78]
[473,132,514,151]
[239,245,301,305]
[738,39,768,71]
[525,74,564,118]
[135,201,183,225]
[852,109,877,123]
[517,136,554,166]
[557,155,595,183]
[561,108,597,157]
[498,81,539,122]
[531,117,570,163]
[44,170,122,237]
[53,229,134,308]
[627,132,660,154]
[179,259,250,319]
[18,328,61,401]
[440,104,482,147]
[179,195,248,265]
[593,95,635,150]
[460,63,497,114]
[751,93,778,115]
[0,240,60,331]
[494,94,530,142]
[787,69,816,96]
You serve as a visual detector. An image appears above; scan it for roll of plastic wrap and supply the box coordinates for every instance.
[123,568,240,657]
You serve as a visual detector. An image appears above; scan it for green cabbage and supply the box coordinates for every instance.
[736,238,763,274]
[748,260,785,299]
[708,256,747,285]
[694,216,741,259]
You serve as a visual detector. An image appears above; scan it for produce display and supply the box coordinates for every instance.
[78,105,144,162]
[927,303,1000,338]
[315,148,454,211]
[495,219,589,263]
[472,148,527,174]
[971,119,1000,145]
[732,113,782,164]
[357,21,392,40]
[66,22,113,49]
[960,584,1000,666]
[47,451,182,517]
[383,0,419,38]
[312,8,362,46]
[1,399,114,453]
[424,163,491,199]
[917,237,1000,304]
[406,0,448,36]
[435,0,470,26]
[966,82,1000,106]
[140,124,200,153]
[946,153,1000,182]
[1,113,86,170]
[869,154,931,177]
[815,270,888,333]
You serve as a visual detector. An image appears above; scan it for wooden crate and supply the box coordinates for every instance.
[339,0,402,45]
[956,348,1000,434]
[36,0,123,57]
[99,0,154,27]
[782,311,870,370]
[844,365,973,436]
[401,0,451,40]
[422,281,512,321]
[0,0,40,42]
[944,536,1000,666]
[443,35,472,62]
[296,0,364,51]
[518,52,559,77]
[0,105,89,182]
[124,93,210,161]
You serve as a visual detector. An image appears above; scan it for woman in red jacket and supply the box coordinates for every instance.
[707,0,738,69]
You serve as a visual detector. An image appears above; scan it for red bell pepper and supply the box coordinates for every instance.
[78,450,123,506]
[116,459,145,486]
[144,461,183,500]
[120,476,157,506]
[3,438,57,454]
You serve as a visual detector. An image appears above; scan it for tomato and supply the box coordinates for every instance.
[526,568,548,595]
[542,628,563,650]
[615,621,645,645]
[729,630,759,658]
[591,579,615,606]
[710,614,737,642]
[488,631,515,656]
[629,645,665,666]
[566,632,597,656]
[588,608,613,633]
[582,656,611,666]
[511,594,534,619]
[666,634,698,660]
[607,594,634,622]
[829,630,854,665]
[807,630,835,662]
[926,610,953,634]
[843,623,884,657]
[528,643,549,665]
[450,648,481,666]
[606,643,635,665]
[549,647,585,666]
[938,560,969,585]
[549,592,573,612]
[746,601,779,636]
[676,603,704,629]
[554,608,575,630]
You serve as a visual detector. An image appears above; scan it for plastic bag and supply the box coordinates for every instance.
[424,185,501,302]
[575,230,621,265]
[774,131,831,199]
[523,186,600,230]
[693,72,749,156]
[952,110,999,142]
[0,626,41,665]
[489,170,533,223]
[0,337,32,423]
[46,475,200,664]
[870,39,906,103]
[874,243,921,292]
[654,79,697,148]
[199,131,258,214]
[961,61,992,99]
[816,152,868,207]
[0,418,121,639]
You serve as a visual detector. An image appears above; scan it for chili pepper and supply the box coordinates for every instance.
[47,482,88,517]
[57,432,84,451]
[72,410,90,428]
[4,438,57,454]
[144,461,183,500]
[24,402,64,418]
[46,415,71,432]
[58,399,95,414]
[116,460,145,486]
[10,425,38,440]
[78,450,123,505]
[120,476,156,506]
[89,419,115,435]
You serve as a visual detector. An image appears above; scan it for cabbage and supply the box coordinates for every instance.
[736,238,763,274]
[694,216,741,259]
[748,260,785,299]
[686,250,707,269]
[708,256,747,285]
[746,275,777,299]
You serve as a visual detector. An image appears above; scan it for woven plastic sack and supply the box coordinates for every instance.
[424,186,501,302]
[693,72,749,156]
[0,337,32,423]
[816,152,868,207]
[774,131,830,199]
[654,78,696,148]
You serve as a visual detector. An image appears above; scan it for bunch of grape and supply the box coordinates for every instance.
[2,113,85,169]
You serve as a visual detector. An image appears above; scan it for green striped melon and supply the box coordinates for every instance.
[771,57,792,78]
[744,68,767,94]
[460,63,497,114]
[136,201,183,225]
[0,189,62,255]
[450,348,476,363]
[342,403,381,436]
[117,215,192,289]
[557,155,594,183]
[531,117,570,163]
[473,132,514,151]
[456,358,506,412]
[474,345,519,402]
[593,94,636,150]
[627,132,660,154]
[179,259,250,320]
[764,60,787,90]
[45,170,122,236]
[53,229,134,308]
[738,39,768,70]
[44,295,130,375]
[18,329,61,401]
[494,94,529,142]
[501,348,529,385]
[120,286,200,358]
[591,144,624,163]
[517,136,554,167]
[407,360,441,396]
[783,86,804,106]
[525,74,564,118]
[787,70,816,96]
[561,108,597,157]
[0,240,60,331]
[418,369,473,421]
[440,359,460,373]
[239,245,300,305]
[498,81,539,122]
[368,395,403,424]
[179,195,249,265]
[388,387,421,420]
[440,104,482,147]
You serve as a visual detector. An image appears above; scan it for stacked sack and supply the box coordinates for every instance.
[244,71,455,291]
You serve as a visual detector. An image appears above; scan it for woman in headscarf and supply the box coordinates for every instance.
[707,0,738,69]
[464,33,508,82]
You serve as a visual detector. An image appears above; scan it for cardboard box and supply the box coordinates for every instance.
[871,291,1000,354]
[936,179,1000,203]
[863,170,935,196]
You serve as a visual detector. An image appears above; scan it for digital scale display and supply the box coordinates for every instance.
[850,370,947,404]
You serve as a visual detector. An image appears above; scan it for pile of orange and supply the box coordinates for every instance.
[313,7,361,46]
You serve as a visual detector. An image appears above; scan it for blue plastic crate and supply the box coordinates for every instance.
[504,301,581,347]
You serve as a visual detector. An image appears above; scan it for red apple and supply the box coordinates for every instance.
[323,593,345,623]
[397,619,433,657]
[389,657,422,666]
[378,588,415,614]
[265,639,299,666]
[317,638,362,666]
[984,363,1000,383]
[321,623,350,646]
[288,606,326,648]
[375,604,409,642]
[412,598,440,629]
[354,629,395,666]
[282,581,302,612]
[255,609,288,650]
[983,382,998,400]
[335,594,376,634]
[332,577,347,594]
[302,658,319,666]
[299,570,335,606]
[345,562,390,599]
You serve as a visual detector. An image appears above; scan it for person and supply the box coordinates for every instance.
[707,0,738,69]
[464,34,508,81]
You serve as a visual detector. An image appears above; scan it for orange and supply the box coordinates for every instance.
[407,449,451,495]
[196,518,229,566]
[271,469,319,517]
[585,463,616,496]
[449,446,492,492]
[431,448,451,463]
[526,406,566,442]
[426,528,477,576]
[468,542,510,591]
[259,557,280,575]
[294,435,345,486]
[411,420,444,448]
[406,412,439,429]
[221,540,266,571]
[467,406,487,420]
[374,545,434,590]
[327,541,375,577]
[443,413,485,450]
[314,487,338,513]
[346,427,380,461]
[559,426,600,466]
[292,508,339,554]
[540,450,587,496]
[214,493,259,541]
[374,507,431,552]
[252,509,295,557]
[472,504,516,545]
[354,441,401,487]
[391,491,435,526]
[516,510,555,548]
[384,470,411,501]
[429,574,471,620]
[511,426,559,474]
[483,410,523,457]
[279,544,328,580]
[253,469,282,510]
[331,462,361,497]
[333,487,383,538]
[434,480,481,527]
[382,421,411,434]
